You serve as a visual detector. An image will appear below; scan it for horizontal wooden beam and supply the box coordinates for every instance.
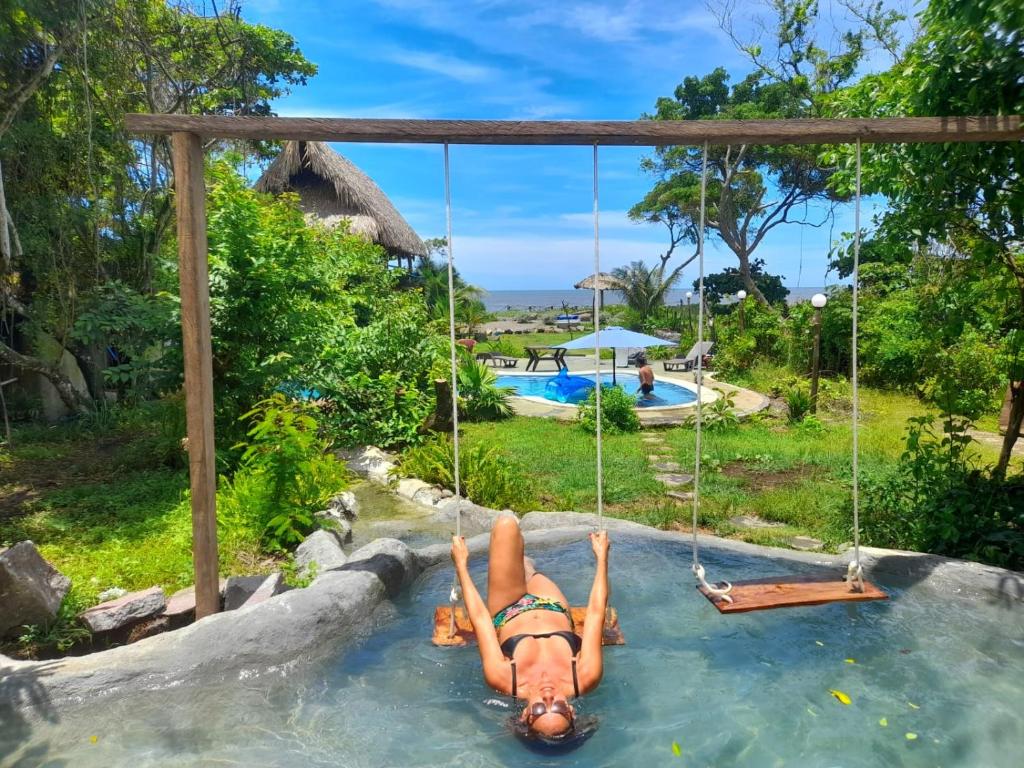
[125,114,1023,146]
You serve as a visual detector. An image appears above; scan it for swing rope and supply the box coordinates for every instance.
[691,141,732,603]
[444,143,464,634]
[592,143,604,532]
[847,139,864,592]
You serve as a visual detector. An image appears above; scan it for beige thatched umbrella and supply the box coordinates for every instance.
[255,141,426,265]
[574,272,623,310]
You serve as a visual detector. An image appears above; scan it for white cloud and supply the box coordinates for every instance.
[383,49,498,84]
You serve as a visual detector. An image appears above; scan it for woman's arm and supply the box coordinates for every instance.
[451,536,512,694]
[576,531,610,693]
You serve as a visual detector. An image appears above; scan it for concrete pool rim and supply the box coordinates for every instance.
[2,512,1021,727]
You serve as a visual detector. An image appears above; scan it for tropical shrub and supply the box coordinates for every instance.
[578,385,641,435]
[205,164,442,449]
[218,394,348,553]
[861,416,1024,569]
[685,388,739,433]
[397,435,534,511]
[458,359,515,421]
[785,385,813,423]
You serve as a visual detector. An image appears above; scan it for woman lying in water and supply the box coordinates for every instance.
[450,515,610,744]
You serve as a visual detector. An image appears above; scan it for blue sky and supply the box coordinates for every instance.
[243,0,901,290]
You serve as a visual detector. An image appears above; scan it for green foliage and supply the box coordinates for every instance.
[578,385,641,435]
[397,434,534,511]
[219,394,347,553]
[1,0,317,408]
[205,165,443,449]
[700,259,789,306]
[457,359,514,421]
[862,415,1024,568]
[611,260,684,324]
[16,595,92,658]
[785,385,812,423]
[686,388,739,433]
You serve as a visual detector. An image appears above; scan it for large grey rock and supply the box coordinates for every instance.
[340,538,420,596]
[240,573,286,608]
[434,498,506,534]
[295,530,348,579]
[326,490,360,520]
[0,541,71,637]
[344,447,397,483]
[223,575,268,611]
[788,536,824,551]
[395,478,432,501]
[79,586,166,634]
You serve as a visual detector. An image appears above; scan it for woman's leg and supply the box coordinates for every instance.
[486,514,529,615]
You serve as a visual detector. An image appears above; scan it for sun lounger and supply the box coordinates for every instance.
[662,342,714,372]
[477,352,519,368]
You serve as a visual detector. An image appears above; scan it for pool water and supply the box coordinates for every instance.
[8,537,1022,767]
[495,373,697,407]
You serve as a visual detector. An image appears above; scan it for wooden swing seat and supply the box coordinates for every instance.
[432,605,625,647]
[698,574,887,614]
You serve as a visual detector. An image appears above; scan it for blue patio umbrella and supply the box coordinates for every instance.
[555,326,674,385]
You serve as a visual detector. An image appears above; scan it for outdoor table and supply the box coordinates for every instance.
[525,346,567,371]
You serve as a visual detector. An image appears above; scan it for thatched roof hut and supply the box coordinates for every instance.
[574,272,623,291]
[255,141,426,262]
[575,272,623,310]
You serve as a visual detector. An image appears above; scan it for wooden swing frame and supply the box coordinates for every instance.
[125,113,1024,619]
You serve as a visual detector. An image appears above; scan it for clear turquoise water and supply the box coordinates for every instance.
[5,537,1023,766]
[496,373,697,407]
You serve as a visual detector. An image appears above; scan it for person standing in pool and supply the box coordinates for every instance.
[450,515,610,744]
[636,352,655,399]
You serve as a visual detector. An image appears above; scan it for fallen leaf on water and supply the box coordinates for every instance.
[908,702,920,710]
[905,733,918,741]
[672,741,682,757]
[879,718,888,727]
[845,658,856,664]
[828,689,852,705]
[815,641,825,647]
[89,736,98,744]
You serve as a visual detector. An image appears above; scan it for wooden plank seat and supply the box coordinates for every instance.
[697,574,887,614]
[433,605,625,647]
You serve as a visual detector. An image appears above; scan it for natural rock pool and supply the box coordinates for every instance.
[3,535,1022,767]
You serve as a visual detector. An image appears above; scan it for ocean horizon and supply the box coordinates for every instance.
[479,287,833,311]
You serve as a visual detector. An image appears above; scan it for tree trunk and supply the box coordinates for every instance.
[421,378,454,434]
[995,380,1023,479]
[737,250,769,305]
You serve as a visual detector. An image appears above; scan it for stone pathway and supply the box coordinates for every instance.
[639,432,696,502]
[729,514,786,530]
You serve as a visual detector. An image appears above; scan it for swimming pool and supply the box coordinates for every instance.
[495,372,698,407]
[8,536,1021,766]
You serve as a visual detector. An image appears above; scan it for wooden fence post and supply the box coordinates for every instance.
[171,132,220,619]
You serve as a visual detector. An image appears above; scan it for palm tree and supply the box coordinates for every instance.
[409,250,485,324]
[612,260,684,324]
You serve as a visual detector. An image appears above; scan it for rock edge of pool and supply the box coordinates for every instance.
[2,511,1021,725]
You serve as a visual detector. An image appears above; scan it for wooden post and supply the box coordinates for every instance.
[171,132,220,620]
[810,307,823,414]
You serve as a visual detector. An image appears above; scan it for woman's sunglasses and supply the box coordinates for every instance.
[526,700,574,724]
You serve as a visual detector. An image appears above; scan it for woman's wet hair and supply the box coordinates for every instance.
[509,714,598,754]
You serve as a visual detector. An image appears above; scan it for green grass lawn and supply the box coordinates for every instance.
[461,382,1015,552]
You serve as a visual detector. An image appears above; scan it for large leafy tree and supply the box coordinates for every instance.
[635,1,903,305]
[0,0,316,411]
[826,0,1024,476]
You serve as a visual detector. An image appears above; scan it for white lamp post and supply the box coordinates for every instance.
[736,289,748,331]
[810,292,828,413]
[685,291,694,335]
